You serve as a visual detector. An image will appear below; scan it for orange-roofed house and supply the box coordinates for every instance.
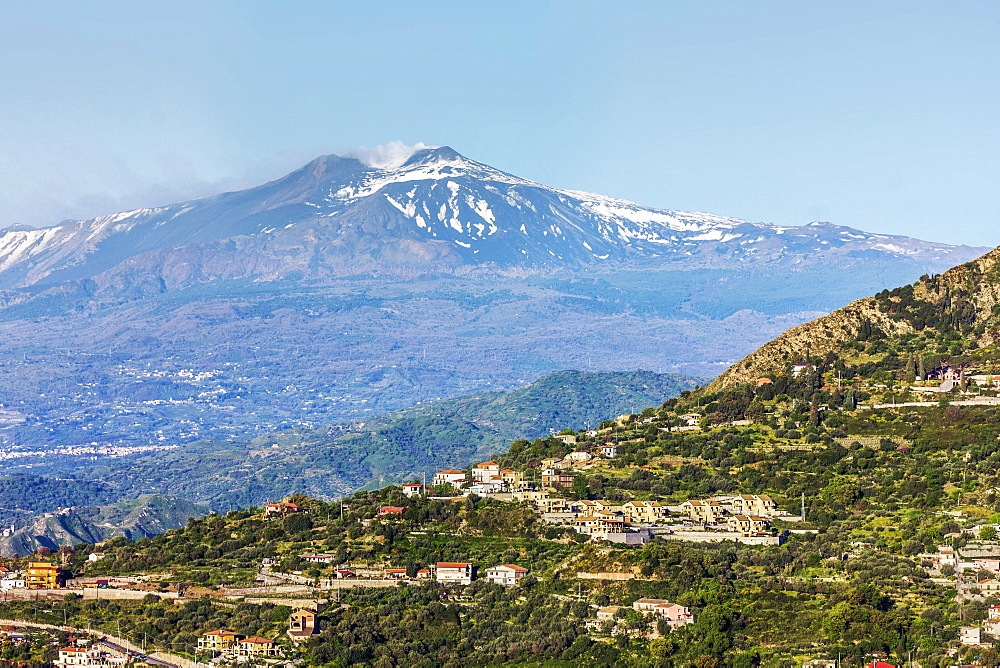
[264,502,300,517]
[236,637,280,657]
[433,470,467,487]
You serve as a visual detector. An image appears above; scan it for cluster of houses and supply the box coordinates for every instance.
[196,609,320,659]
[293,559,531,588]
[422,460,788,545]
[55,640,129,667]
[956,606,1000,648]
[432,461,527,495]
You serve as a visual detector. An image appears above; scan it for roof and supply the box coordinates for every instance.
[385,568,407,572]
[437,562,471,568]
[204,629,238,637]
[436,470,464,475]
[378,506,405,513]
[243,637,274,645]
[635,598,669,605]
[474,461,498,467]
[498,564,528,572]
[290,609,315,616]
[402,483,423,487]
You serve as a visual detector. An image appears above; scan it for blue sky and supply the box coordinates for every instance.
[2,1,998,246]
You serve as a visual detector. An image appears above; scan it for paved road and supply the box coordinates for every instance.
[0,617,207,667]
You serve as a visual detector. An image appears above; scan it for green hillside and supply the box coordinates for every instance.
[78,370,705,508]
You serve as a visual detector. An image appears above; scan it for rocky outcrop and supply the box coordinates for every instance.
[0,495,209,557]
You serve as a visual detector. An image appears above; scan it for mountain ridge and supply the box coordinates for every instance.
[709,245,1000,390]
[0,146,987,291]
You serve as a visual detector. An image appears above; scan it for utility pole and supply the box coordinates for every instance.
[801,492,806,522]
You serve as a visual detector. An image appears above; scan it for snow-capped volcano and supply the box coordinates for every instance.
[0,146,986,289]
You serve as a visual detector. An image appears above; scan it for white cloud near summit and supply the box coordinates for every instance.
[348,141,438,170]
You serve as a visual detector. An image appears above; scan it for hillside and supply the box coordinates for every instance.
[68,370,706,508]
[0,494,209,556]
[8,245,1000,664]
[710,245,1000,390]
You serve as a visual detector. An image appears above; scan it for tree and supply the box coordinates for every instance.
[980,525,997,541]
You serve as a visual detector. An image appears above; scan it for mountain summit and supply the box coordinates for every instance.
[0,146,986,289]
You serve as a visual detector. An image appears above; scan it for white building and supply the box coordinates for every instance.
[433,470,467,487]
[485,564,529,586]
[55,645,126,666]
[401,483,423,498]
[435,562,473,585]
[960,626,983,645]
[471,462,500,482]
[631,599,694,629]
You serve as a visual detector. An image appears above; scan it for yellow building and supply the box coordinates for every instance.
[198,629,241,653]
[26,562,60,589]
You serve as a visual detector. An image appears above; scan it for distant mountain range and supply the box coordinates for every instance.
[0,494,209,557]
[0,146,989,483]
[0,146,984,291]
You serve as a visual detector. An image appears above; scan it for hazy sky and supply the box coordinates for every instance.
[2,1,998,247]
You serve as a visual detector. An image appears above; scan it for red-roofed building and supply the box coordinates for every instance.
[378,506,405,518]
[436,562,473,584]
[402,483,424,498]
[236,637,280,658]
[264,502,300,517]
[485,564,529,586]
